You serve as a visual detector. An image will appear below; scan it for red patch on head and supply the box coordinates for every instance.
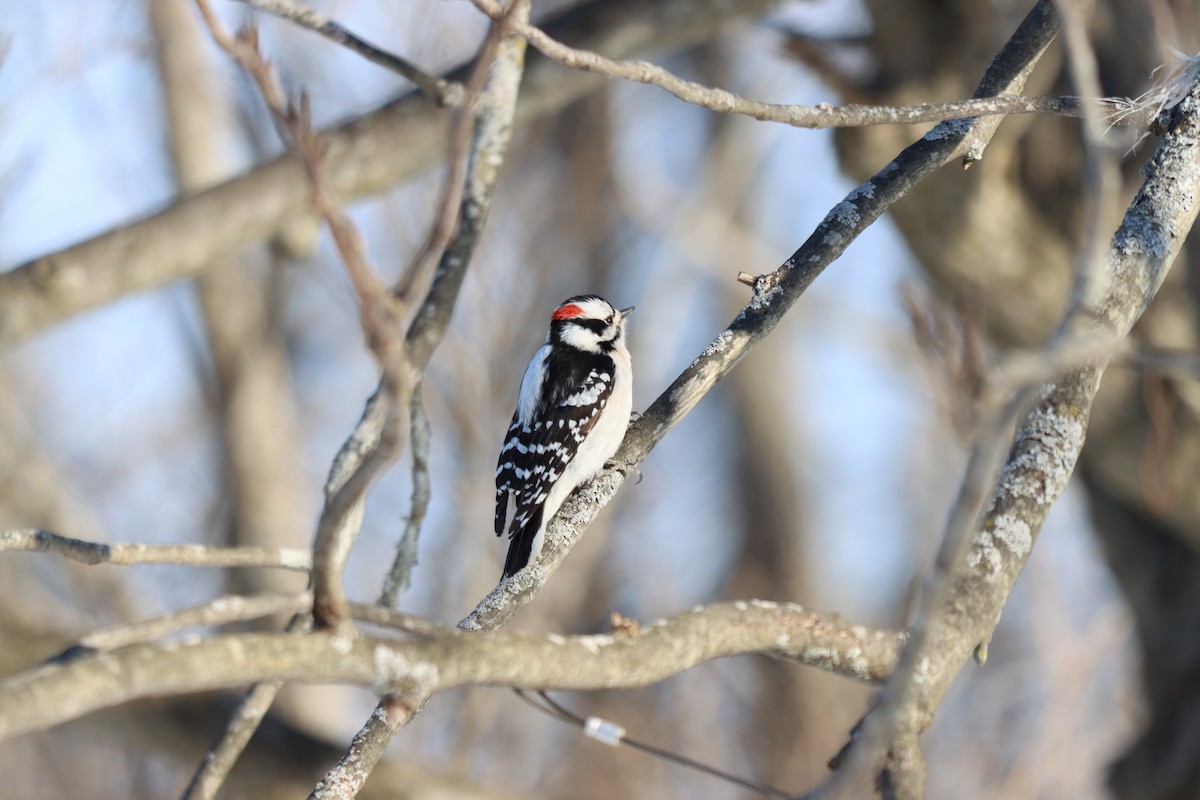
[552,303,585,321]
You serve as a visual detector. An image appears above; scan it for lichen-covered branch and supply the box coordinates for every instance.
[0,601,903,742]
[822,55,1200,800]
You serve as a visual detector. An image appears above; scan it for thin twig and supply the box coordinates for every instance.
[0,529,311,571]
[1126,345,1200,378]
[378,387,433,606]
[391,7,506,305]
[77,593,310,651]
[194,0,413,633]
[468,0,1143,132]
[179,608,312,800]
[185,1,414,793]
[234,0,464,106]
[181,676,290,798]
[63,593,435,655]
[345,602,445,637]
[1056,0,1122,344]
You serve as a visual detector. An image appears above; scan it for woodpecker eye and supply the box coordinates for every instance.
[605,315,614,325]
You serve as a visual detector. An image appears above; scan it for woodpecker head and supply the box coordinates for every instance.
[548,295,634,354]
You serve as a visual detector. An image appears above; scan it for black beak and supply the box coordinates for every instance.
[619,306,636,317]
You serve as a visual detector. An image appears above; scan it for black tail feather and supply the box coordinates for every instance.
[502,506,544,578]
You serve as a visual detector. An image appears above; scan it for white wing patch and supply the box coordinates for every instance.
[563,371,610,407]
[517,344,551,426]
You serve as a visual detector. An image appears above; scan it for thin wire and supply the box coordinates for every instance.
[512,689,796,799]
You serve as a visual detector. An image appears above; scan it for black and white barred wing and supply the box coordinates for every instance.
[493,366,615,541]
[494,411,533,537]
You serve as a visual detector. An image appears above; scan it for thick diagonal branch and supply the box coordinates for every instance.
[830,60,1200,800]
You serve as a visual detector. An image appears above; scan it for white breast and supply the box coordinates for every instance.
[544,349,632,516]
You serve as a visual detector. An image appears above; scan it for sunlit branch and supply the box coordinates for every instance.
[468,0,1140,132]
[0,529,311,572]
[0,601,904,742]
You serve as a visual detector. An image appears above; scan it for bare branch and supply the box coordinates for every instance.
[0,529,311,571]
[0,0,781,346]
[234,0,464,106]
[309,376,411,631]
[468,0,1137,132]
[182,677,292,799]
[391,0,514,305]
[183,1,416,792]
[194,0,414,633]
[77,593,310,652]
[0,602,904,742]
[378,388,432,606]
[64,594,437,655]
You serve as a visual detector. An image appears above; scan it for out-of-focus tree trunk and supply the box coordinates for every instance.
[723,331,875,789]
[810,1,1200,794]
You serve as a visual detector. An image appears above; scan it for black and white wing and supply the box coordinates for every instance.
[494,349,615,575]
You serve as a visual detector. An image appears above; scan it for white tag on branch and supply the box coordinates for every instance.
[583,716,626,747]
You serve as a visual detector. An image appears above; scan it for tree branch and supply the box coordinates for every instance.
[0,0,782,346]
[821,50,1200,800]
[0,529,311,571]
[193,0,410,636]
[378,387,432,606]
[0,601,904,742]
[468,0,1138,131]
[234,0,464,106]
[76,592,310,652]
